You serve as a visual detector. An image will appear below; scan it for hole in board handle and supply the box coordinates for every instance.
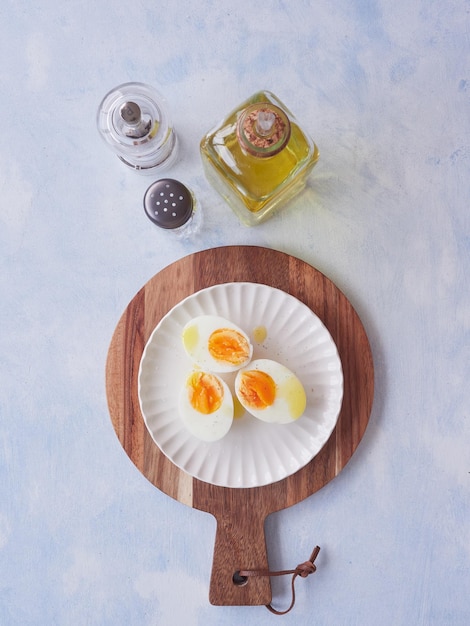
[232,571,248,586]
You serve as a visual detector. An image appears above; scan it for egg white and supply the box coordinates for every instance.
[234,358,307,424]
[179,371,234,442]
[181,315,253,373]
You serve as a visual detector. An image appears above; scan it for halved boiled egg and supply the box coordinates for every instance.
[179,370,234,441]
[234,359,307,424]
[181,315,253,373]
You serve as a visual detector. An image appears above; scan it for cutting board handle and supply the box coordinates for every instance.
[209,510,272,606]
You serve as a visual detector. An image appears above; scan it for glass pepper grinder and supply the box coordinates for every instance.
[200,90,319,226]
[97,82,178,174]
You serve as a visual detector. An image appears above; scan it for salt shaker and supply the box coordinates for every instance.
[143,179,202,239]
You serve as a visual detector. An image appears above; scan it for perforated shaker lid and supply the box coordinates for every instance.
[143,179,194,229]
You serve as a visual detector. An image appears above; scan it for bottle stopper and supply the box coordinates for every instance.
[237,102,291,157]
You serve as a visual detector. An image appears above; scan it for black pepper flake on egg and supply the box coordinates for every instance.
[143,178,194,229]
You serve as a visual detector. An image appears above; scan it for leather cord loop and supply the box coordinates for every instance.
[238,546,320,615]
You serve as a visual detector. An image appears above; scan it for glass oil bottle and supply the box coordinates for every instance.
[200,90,319,226]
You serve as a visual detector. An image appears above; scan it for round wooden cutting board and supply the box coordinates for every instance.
[105,245,374,606]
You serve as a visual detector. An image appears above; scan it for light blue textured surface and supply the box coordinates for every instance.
[1,1,469,624]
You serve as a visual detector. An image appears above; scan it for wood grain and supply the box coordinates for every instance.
[105,245,374,606]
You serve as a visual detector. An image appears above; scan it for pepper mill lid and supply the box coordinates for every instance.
[119,101,151,138]
[143,179,194,229]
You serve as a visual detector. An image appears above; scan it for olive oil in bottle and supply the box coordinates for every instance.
[200,90,319,226]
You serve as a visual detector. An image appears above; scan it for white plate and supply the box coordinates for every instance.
[138,282,343,488]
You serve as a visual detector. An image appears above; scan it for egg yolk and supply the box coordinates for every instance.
[187,372,223,414]
[238,370,276,409]
[208,328,250,365]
